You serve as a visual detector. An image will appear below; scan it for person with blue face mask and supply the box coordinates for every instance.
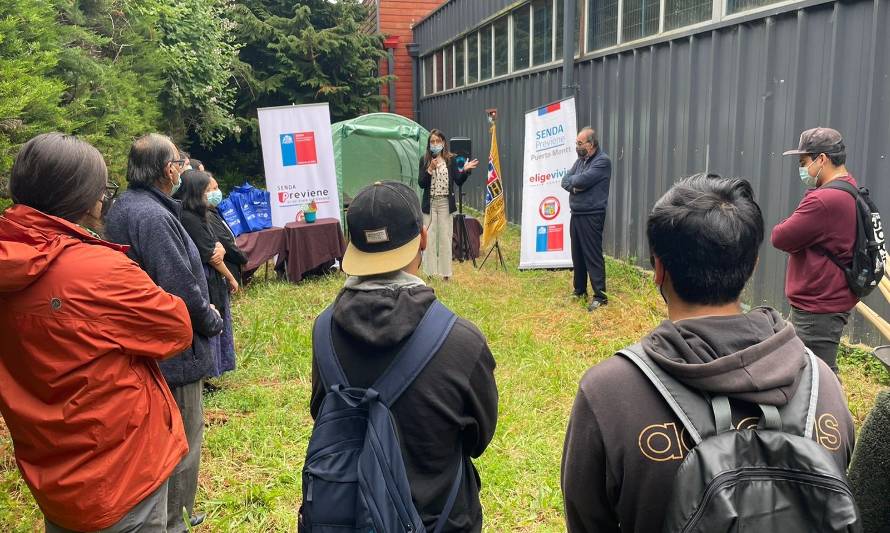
[418,129,479,280]
[175,170,241,385]
[204,175,248,289]
[772,127,860,373]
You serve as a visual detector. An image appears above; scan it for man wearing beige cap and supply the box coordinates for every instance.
[772,127,858,372]
[308,181,498,532]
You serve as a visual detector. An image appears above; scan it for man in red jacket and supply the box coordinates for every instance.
[772,127,858,373]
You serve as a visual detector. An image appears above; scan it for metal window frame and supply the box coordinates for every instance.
[432,53,438,94]
[552,0,558,62]
[420,0,823,100]
[527,0,556,67]
[494,16,509,77]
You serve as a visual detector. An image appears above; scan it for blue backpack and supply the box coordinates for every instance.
[300,301,464,533]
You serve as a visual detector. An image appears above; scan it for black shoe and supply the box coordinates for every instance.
[190,513,206,527]
[202,381,220,395]
[572,292,587,299]
[587,299,608,311]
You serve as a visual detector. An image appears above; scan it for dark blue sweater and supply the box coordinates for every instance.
[105,186,223,387]
[561,149,612,215]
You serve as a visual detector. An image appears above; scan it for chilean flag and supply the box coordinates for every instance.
[280,132,318,167]
[537,102,561,116]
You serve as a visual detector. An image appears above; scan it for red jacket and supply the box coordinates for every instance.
[771,176,859,313]
[0,205,192,530]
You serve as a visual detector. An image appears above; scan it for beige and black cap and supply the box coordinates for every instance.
[782,127,845,156]
[341,181,423,277]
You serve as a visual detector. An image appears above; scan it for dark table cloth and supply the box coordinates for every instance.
[276,218,347,282]
[235,226,287,273]
[453,216,482,260]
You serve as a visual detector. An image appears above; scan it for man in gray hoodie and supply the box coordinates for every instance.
[561,174,855,533]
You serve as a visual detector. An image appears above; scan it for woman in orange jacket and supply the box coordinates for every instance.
[0,133,194,532]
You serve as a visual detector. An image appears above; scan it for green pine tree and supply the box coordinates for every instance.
[200,0,391,187]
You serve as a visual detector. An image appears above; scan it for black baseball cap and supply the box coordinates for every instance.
[782,127,845,156]
[341,181,423,276]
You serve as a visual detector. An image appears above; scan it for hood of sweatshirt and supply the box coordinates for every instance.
[641,307,807,406]
[332,275,436,350]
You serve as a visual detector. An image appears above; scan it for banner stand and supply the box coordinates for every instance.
[519,96,578,270]
[257,103,340,227]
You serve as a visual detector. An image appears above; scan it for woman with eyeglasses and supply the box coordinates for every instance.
[174,169,239,379]
[418,129,478,280]
[0,133,193,531]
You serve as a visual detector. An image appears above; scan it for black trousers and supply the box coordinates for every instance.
[570,213,607,300]
[790,306,851,373]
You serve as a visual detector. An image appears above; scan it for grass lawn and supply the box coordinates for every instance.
[1,224,887,531]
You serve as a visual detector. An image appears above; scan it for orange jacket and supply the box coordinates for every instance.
[0,205,192,530]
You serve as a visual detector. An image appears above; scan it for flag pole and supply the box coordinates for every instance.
[479,109,508,271]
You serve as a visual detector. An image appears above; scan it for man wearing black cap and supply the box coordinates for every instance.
[772,127,858,372]
[309,181,499,532]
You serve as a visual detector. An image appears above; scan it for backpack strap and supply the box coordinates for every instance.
[801,348,820,439]
[618,344,714,444]
[619,344,821,442]
[814,180,860,269]
[372,300,458,406]
[432,453,465,533]
[312,305,350,390]
[821,178,859,198]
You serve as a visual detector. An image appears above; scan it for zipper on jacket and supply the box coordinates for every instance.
[681,468,854,533]
[305,474,313,502]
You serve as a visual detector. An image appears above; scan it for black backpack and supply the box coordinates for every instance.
[820,180,886,297]
[300,301,464,533]
[619,345,861,533]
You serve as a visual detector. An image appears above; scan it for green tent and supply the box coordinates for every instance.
[332,113,429,204]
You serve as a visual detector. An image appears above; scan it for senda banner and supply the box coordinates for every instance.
[257,103,340,227]
[519,97,577,269]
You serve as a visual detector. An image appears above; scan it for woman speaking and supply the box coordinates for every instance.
[418,129,478,280]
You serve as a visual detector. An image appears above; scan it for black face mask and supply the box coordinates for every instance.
[576,147,589,158]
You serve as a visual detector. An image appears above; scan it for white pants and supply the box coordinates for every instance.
[422,196,453,278]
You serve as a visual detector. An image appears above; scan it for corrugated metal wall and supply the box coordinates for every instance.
[415,0,517,55]
[414,0,890,344]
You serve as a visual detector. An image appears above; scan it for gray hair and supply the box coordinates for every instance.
[580,127,599,148]
[126,133,178,189]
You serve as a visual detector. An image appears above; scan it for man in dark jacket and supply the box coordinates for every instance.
[772,127,859,372]
[561,127,612,311]
[105,133,223,532]
[309,181,498,532]
[561,174,855,533]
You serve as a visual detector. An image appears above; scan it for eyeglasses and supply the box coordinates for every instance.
[575,141,591,147]
[168,159,187,169]
[103,182,120,203]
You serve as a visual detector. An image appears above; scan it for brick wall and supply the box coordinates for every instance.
[378,0,445,119]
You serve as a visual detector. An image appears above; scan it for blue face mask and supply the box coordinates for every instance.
[430,144,444,155]
[170,175,182,196]
[206,190,223,207]
[799,158,821,188]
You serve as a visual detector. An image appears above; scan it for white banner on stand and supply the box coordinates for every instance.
[519,97,578,269]
[257,103,340,227]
